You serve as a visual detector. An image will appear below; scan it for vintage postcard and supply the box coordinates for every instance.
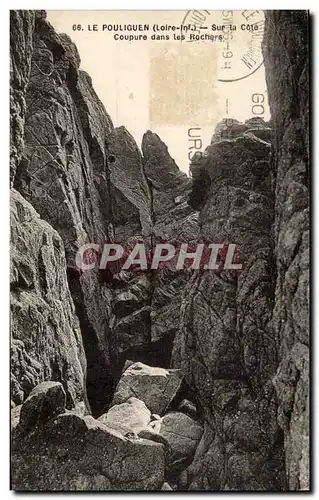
[10,9,309,491]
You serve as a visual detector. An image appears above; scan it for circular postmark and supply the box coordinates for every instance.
[181,10,265,83]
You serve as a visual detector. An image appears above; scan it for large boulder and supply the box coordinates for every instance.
[19,381,66,432]
[137,410,203,483]
[98,397,151,435]
[111,362,183,415]
[12,383,165,491]
[158,412,203,466]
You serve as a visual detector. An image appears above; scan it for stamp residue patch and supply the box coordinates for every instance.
[150,44,219,125]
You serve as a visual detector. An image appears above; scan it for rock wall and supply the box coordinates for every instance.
[263,10,310,490]
[10,11,86,409]
[10,10,35,185]
[10,11,198,415]
[169,11,310,491]
[11,189,86,408]
[11,11,114,414]
[172,120,285,490]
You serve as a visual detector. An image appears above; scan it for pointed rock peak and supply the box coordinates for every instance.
[110,126,142,155]
[142,130,171,160]
[117,125,138,143]
[141,130,190,196]
[117,125,132,135]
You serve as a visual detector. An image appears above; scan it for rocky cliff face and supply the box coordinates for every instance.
[11,11,114,414]
[10,9,309,491]
[10,10,35,185]
[263,11,309,490]
[11,189,86,407]
[172,120,285,490]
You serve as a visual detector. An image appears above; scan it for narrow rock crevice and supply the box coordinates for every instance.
[67,267,113,417]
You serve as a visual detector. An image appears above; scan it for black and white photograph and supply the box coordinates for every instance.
[9,8,310,492]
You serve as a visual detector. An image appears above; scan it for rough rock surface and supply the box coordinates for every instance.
[142,130,191,221]
[263,10,309,491]
[158,412,203,466]
[108,126,152,239]
[107,130,199,375]
[10,10,35,184]
[172,120,285,490]
[11,12,197,416]
[10,11,114,415]
[98,397,151,434]
[11,189,85,407]
[111,361,183,415]
[19,381,66,431]
[12,383,165,491]
[142,131,200,346]
[10,8,309,492]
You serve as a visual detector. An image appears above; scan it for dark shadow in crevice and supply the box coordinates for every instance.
[67,267,114,418]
